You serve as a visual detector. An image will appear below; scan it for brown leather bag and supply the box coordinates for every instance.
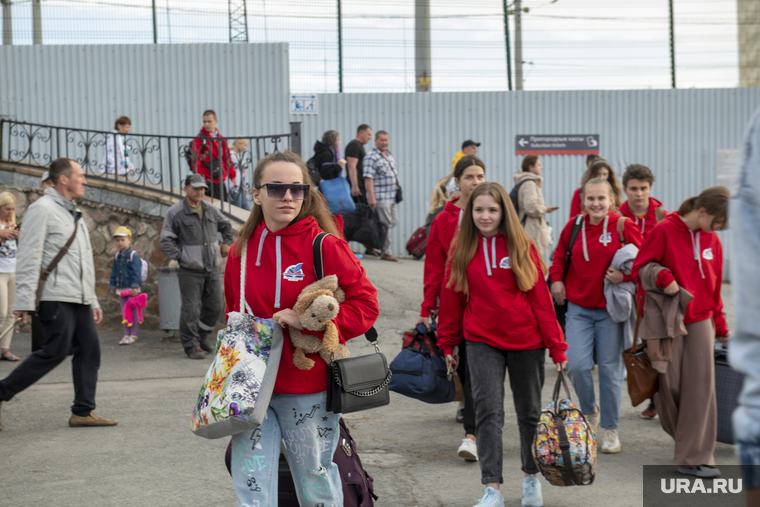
[622,310,659,407]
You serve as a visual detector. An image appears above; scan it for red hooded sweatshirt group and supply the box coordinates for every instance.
[437,236,568,364]
[549,212,643,309]
[631,212,728,336]
[191,127,237,184]
[420,198,463,318]
[224,216,379,395]
[619,197,667,237]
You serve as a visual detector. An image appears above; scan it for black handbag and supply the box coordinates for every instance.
[327,327,392,414]
[309,233,391,414]
[342,199,387,250]
[395,184,403,204]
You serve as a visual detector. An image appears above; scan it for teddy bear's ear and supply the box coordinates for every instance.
[295,289,334,314]
[300,275,339,296]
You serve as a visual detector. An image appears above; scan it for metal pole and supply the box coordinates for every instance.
[338,0,343,93]
[669,0,675,88]
[31,0,41,45]
[514,0,523,90]
[1,0,12,45]
[289,122,302,158]
[414,0,431,92]
[152,0,158,43]
[502,0,512,91]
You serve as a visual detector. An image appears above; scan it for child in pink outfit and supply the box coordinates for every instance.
[109,226,144,345]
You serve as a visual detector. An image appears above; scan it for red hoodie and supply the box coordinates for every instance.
[223,216,379,394]
[437,236,568,363]
[619,197,667,237]
[549,211,643,309]
[569,188,582,219]
[420,198,463,317]
[630,213,728,336]
[191,128,237,184]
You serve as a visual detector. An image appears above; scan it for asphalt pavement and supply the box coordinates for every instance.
[0,255,739,506]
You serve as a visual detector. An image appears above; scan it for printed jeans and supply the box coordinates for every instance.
[564,302,625,430]
[731,108,760,489]
[230,391,343,507]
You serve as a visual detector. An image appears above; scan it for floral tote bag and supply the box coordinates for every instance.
[192,240,284,439]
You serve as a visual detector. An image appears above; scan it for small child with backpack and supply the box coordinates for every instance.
[109,226,148,345]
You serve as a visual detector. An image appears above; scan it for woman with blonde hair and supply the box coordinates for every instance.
[568,159,623,218]
[438,182,567,507]
[224,151,379,505]
[0,192,20,361]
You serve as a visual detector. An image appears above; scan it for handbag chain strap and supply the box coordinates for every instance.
[330,365,393,397]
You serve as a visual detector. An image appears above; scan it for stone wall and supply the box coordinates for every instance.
[6,186,168,332]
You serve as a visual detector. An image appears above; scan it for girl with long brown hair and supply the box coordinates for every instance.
[438,182,567,507]
[224,151,379,505]
[631,186,730,478]
[568,159,623,218]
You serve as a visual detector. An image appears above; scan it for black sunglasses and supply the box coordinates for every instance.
[258,183,310,201]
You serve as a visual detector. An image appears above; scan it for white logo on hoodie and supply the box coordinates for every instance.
[702,248,714,260]
[499,257,511,269]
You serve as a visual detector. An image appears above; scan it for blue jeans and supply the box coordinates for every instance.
[564,302,625,429]
[231,188,251,211]
[230,391,343,507]
[731,108,760,488]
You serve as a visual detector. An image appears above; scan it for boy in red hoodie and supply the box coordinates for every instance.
[619,163,667,420]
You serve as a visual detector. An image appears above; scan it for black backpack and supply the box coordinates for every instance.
[509,179,533,225]
[306,156,321,186]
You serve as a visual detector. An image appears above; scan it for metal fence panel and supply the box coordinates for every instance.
[0,43,290,138]
[294,89,760,279]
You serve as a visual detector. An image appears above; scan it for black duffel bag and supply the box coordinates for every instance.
[342,199,387,251]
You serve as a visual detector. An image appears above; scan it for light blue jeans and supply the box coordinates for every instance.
[230,391,343,507]
[730,107,760,489]
[564,302,625,430]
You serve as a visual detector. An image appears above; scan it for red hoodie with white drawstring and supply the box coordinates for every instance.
[420,198,463,318]
[549,211,643,309]
[437,235,568,364]
[224,216,379,394]
[630,212,728,336]
[619,197,667,237]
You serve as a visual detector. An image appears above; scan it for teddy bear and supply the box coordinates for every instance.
[289,274,350,370]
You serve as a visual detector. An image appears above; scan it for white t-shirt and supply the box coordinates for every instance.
[0,225,17,273]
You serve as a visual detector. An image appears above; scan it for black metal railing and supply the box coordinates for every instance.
[0,120,303,222]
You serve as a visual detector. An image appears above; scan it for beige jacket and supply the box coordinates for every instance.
[513,172,551,254]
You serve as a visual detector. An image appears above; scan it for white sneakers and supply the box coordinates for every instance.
[458,437,478,462]
[585,408,600,434]
[600,428,621,454]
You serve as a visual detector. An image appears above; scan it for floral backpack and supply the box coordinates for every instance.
[192,240,284,439]
[532,371,597,487]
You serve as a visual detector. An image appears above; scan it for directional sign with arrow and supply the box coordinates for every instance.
[515,135,600,155]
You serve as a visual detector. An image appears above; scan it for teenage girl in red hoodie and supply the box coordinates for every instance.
[438,182,568,507]
[223,151,379,506]
[568,159,623,219]
[418,154,485,462]
[631,186,730,478]
[550,177,643,455]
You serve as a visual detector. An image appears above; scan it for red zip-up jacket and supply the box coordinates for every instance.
[630,212,728,336]
[224,216,379,394]
[191,128,236,184]
[420,198,463,317]
[569,188,582,219]
[619,197,667,237]
[437,235,568,363]
[549,211,643,309]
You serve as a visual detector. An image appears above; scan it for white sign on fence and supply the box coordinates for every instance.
[290,95,318,115]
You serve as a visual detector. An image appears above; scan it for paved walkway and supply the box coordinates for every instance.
[0,257,738,506]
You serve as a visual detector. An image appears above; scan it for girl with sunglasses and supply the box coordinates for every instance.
[438,182,568,507]
[223,151,379,506]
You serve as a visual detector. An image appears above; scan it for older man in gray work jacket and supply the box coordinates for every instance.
[0,158,117,431]
[160,174,234,359]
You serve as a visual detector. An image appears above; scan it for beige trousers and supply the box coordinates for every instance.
[0,272,16,349]
[654,318,717,466]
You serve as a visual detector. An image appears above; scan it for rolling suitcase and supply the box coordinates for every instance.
[715,347,745,444]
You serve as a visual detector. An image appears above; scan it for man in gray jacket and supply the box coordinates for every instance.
[0,158,117,430]
[160,174,234,359]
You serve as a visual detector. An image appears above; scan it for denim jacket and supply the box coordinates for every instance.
[110,247,142,290]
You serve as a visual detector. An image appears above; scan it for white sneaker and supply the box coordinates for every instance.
[473,487,504,507]
[521,475,543,507]
[600,428,621,454]
[585,408,600,434]
[457,437,478,462]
